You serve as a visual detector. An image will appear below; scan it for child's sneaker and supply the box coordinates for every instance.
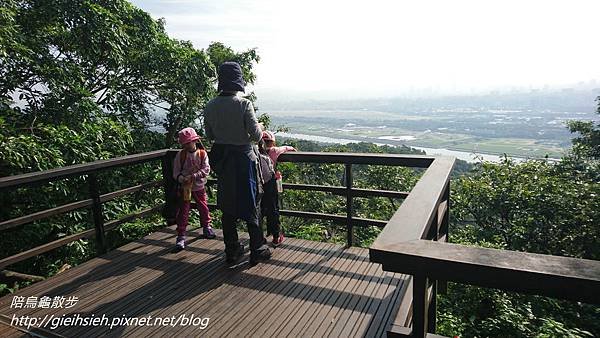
[272,233,285,247]
[175,235,186,250]
[203,226,216,239]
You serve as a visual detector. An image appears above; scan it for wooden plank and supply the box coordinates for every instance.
[283,183,347,195]
[350,271,407,337]
[376,240,600,305]
[221,240,328,335]
[70,233,226,338]
[0,229,96,270]
[165,242,314,336]
[351,188,409,199]
[307,247,373,336]
[0,199,93,231]
[283,185,409,199]
[436,200,448,233]
[103,204,164,231]
[364,272,406,338]
[392,276,414,328]
[204,240,328,337]
[1,230,415,337]
[322,251,382,336]
[346,163,354,247]
[244,242,353,337]
[0,204,163,270]
[11,229,178,320]
[62,231,224,336]
[332,262,399,337]
[0,314,65,338]
[278,152,435,168]
[99,180,163,203]
[0,150,167,189]
[388,325,448,338]
[370,156,455,251]
[277,246,366,337]
[0,229,174,323]
[259,247,364,336]
[279,210,388,227]
[136,231,273,337]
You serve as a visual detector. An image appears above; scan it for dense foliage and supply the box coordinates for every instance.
[439,158,600,337]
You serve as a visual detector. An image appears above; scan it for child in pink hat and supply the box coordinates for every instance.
[262,131,296,165]
[259,131,296,245]
[172,127,215,250]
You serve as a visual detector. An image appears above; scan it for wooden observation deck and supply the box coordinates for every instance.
[0,150,598,338]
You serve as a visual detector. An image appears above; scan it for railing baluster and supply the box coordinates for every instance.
[88,173,106,254]
[161,150,177,226]
[439,181,450,295]
[428,280,437,333]
[412,274,429,338]
[345,163,353,247]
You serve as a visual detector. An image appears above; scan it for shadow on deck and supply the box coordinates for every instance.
[0,227,409,337]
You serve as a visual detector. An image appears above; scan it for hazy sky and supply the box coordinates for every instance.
[131,0,600,98]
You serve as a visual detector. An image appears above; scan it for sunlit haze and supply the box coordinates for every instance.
[132,0,600,99]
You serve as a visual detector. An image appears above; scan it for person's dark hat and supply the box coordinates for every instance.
[218,62,246,92]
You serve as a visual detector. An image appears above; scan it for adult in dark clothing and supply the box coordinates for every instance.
[203,61,271,265]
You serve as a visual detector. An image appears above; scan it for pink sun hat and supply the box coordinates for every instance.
[178,127,200,145]
[262,131,275,142]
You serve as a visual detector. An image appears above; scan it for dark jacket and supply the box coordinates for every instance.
[209,143,263,224]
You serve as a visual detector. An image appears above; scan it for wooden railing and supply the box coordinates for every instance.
[0,149,426,270]
[368,156,600,337]
[0,150,168,270]
[6,149,596,338]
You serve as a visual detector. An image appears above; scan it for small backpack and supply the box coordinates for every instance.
[179,148,206,168]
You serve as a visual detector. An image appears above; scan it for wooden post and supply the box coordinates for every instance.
[412,274,429,338]
[161,150,177,226]
[88,173,106,254]
[345,163,353,247]
[428,280,437,333]
[439,181,450,295]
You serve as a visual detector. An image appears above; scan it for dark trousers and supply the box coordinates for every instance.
[222,212,266,255]
[260,179,281,237]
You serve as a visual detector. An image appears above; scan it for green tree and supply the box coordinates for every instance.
[0,0,227,147]
[567,96,600,160]
[439,155,600,337]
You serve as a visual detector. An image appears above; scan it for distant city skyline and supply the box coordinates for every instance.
[132,0,600,99]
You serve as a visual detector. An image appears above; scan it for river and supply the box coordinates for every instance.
[276,132,556,163]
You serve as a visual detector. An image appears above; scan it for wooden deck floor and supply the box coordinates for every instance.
[0,227,409,337]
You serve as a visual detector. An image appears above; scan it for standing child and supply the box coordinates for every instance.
[262,131,296,166]
[173,127,216,250]
[259,131,296,246]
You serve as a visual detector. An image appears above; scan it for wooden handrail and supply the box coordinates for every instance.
[372,240,600,305]
[368,153,600,337]
[370,156,454,248]
[278,151,435,168]
[0,149,168,189]
[0,180,164,231]
[1,150,425,270]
